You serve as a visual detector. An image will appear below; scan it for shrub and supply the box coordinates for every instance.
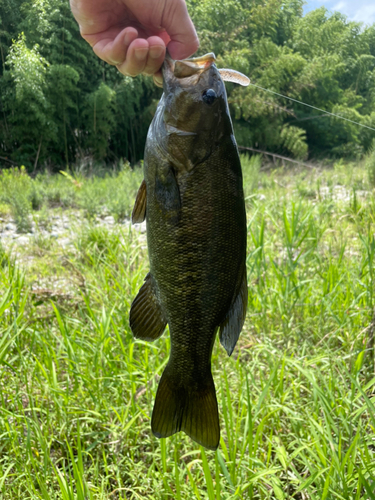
[0,167,33,233]
[40,172,76,207]
[241,154,262,195]
[106,163,143,222]
[77,179,106,219]
[366,142,375,188]
[34,204,53,232]
[0,240,9,268]
[29,182,46,210]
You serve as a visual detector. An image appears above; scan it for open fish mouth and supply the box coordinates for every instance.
[174,52,216,78]
[162,52,216,87]
[160,52,250,88]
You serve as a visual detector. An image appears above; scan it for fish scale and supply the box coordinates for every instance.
[130,53,249,450]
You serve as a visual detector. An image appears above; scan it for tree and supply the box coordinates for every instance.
[3,34,55,166]
[0,0,374,167]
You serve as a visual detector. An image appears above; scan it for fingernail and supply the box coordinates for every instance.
[135,47,148,61]
[149,46,164,59]
[153,74,163,87]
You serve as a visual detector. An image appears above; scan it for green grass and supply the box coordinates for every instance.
[0,158,375,499]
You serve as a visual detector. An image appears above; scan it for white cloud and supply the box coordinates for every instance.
[304,1,375,25]
[332,2,347,12]
[352,5,375,24]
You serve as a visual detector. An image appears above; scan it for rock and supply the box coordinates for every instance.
[103,216,115,225]
[57,238,68,247]
[133,221,147,233]
[16,236,29,245]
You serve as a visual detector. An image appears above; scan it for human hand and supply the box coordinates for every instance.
[70,0,199,84]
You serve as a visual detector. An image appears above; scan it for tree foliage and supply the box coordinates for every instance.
[0,0,158,167]
[205,1,375,159]
[0,0,374,168]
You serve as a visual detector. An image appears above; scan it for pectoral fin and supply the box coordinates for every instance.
[129,273,167,341]
[219,271,248,356]
[132,179,147,224]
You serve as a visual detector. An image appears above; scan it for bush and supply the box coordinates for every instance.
[241,154,262,196]
[0,240,9,268]
[77,179,106,219]
[34,204,53,232]
[366,143,375,188]
[29,182,46,210]
[106,163,143,222]
[39,172,76,207]
[0,167,33,233]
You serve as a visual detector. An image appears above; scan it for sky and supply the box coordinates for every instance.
[303,1,375,25]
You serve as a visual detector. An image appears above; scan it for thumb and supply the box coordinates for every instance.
[162,0,199,60]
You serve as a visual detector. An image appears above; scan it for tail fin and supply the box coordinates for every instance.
[151,365,220,450]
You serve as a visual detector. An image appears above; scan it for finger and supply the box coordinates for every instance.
[117,38,149,77]
[89,27,138,65]
[142,36,166,76]
[70,0,129,37]
[162,0,199,60]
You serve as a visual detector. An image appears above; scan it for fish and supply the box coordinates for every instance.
[130,53,250,450]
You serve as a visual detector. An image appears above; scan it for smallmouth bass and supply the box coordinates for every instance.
[130,53,249,450]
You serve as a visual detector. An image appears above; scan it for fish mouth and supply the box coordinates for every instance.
[162,52,216,87]
[174,52,216,78]
[157,52,250,88]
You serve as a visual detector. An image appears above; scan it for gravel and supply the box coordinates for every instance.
[0,210,147,253]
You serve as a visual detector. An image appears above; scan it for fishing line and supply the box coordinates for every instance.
[248,82,375,133]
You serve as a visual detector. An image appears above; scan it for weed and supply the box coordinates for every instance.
[0,202,10,217]
[349,187,362,217]
[296,179,316,199]
[31,233,55,255]
[34,203,53,231]
[106,165,143,222]
[0,240,8,267]
[0,166,32,232]
[366,142,375,188]
[242,154,261,195]
[0,162,374,499]
[42,171,77,207]
[29,181,45,210]
[77,179,104,219]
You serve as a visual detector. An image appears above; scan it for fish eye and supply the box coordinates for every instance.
[202,89,217,105]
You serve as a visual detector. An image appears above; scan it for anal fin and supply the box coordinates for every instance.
[219,271,248,356]
[129,273,167,341]
[132,179,147,224]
